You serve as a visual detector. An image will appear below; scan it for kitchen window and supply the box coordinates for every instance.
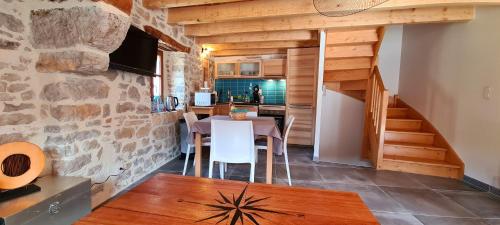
[151,51,163,99]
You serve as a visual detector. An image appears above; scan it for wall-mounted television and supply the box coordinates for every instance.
[109,26,159,76]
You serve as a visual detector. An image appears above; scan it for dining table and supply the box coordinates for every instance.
[190,116,283,184]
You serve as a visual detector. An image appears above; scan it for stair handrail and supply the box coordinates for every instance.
[370,27,386,75]
[363,66,389,169]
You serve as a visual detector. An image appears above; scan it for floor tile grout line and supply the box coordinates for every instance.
[403,173,435,191]
[373,185,410,214]
[430,187,483,219]
[313,165,329,183]
[410,214,491,220]
[375,185,487,219]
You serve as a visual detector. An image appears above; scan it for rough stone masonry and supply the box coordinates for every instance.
[0,0,203,207]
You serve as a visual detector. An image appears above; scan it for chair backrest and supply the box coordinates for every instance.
[210,120,255,164]
[183,112,198,133]
[246,111,258,117]
[283,116,295,145]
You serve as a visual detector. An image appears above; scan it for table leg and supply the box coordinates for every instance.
[195,133,202,177]
[266,136,273,184]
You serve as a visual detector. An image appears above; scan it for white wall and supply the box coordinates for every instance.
[318,90,366,165]
[399,7,500,188]
[379,25,403,95]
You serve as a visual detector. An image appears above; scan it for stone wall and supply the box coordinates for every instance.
[163,51,188,109]
[0,0,202,207]
[132,0,203,108]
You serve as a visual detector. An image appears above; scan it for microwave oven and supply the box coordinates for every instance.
[195,92,216,106]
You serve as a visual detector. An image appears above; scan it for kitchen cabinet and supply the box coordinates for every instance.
[189,106,214,116]
[215,62,237,78]
[215,61,261,78]
[286,48,319,146]
[262,59,286,77]
[239,61,261,78]
[287,48,318,106]
[214,104,231,115]
[287,106,315,146]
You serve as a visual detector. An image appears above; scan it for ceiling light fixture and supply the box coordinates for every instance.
[313,0,389,17]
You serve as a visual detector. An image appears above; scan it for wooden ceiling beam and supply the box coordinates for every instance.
[185,6,475,36]
[168,0,497,25]
[204,40,318,51]
[143,0,247,9]
[144,25,191,53]
[94,0,132,15]
[196,30,318,44]
[211,49,287,57]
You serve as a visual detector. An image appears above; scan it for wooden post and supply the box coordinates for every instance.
[266,136,273,184]
[361,74,373,159]
[376,91,389,169]
[195,133,202,177]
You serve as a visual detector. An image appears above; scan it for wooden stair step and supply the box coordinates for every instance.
[324,81,340,92]
[383,155,460,168]
[324,69,370,82]
[384,141,447,161]
[326,29,379,46]
[385,130,435,145]
[325,45,374,59]
[341,90,366,101]
[325,57,372,70]
[381,155,461,179]
[387,108,409,118]
[323,82,366,101]
[386,118,422,131]
[340,79,367,91]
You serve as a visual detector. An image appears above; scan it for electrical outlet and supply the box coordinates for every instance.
[483,86,493,100]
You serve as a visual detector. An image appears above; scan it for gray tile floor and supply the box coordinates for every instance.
[144,147,500,225]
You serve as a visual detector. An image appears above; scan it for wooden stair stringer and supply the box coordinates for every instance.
[378,98,465,179]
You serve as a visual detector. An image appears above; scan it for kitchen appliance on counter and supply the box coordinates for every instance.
[195,92,216,106]
[151,96,164,112]
[258,105,286,133]
[252,85,260,103]
[165,96,179,111]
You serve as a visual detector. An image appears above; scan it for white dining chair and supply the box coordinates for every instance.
[255,116,295,186]
[182,112,211,176]
[209,120,256,182]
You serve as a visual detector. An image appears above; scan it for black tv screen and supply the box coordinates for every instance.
[109,26,159,76]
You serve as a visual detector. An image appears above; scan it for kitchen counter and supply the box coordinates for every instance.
[217,102,285,106]
[189,106,215,116]
[189,103,286,117]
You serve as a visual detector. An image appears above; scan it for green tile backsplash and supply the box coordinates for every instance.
[215,79,286,105]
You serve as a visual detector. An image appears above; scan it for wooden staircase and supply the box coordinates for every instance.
[324,27,384,101]
[365,97,463,179]
[321,26,464,179]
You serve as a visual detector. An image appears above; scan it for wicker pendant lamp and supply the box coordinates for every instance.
[313,0,390,17]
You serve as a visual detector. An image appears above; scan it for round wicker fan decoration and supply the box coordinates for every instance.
[0,142,45,190]
[313,0,390,17]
